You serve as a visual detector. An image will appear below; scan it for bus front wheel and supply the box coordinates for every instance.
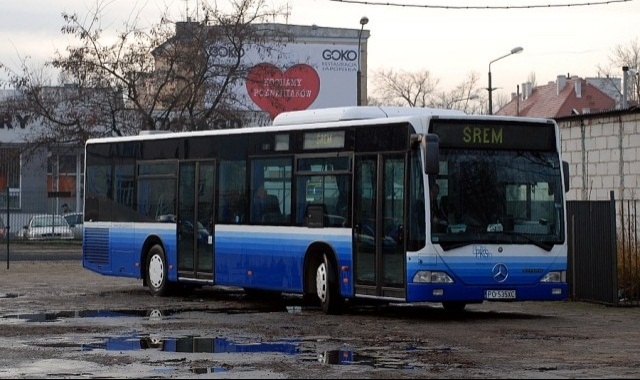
[146,244,171,297]
[315,253,342,315]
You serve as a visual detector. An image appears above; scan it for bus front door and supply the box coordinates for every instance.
[178,161,216,281]
[354,154,406,299]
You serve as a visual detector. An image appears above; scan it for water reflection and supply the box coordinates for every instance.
[318,349,424,369]
[82,335,300,355]
[4,307,428,371]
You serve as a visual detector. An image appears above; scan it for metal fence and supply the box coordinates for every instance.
[1,189,82,240]
[567,195,618,305]
[568,192,640,306]
[617,198,640,306]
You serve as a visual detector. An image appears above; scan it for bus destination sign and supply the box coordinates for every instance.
[431,121,556,150]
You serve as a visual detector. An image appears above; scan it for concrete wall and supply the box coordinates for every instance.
[558,109,640,201]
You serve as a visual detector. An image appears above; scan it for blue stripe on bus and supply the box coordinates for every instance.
[84,223,354,294]
[214,227,352,293]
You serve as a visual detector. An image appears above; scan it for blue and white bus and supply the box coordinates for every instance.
[83,106,570,314]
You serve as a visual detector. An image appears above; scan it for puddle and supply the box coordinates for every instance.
[82,334,429,370]
[316,349,427,369]
[0,303,305,323]
[3,307,430,371]
[81,335,301,355]
[0,309,148,323]
[191,367,228,374]
[0,292,22,299]
[33,332,427,370]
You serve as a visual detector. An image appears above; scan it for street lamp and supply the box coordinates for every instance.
[357,16,369,106]
[487,46,523,115]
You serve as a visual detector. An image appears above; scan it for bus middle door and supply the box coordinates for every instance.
[178,161,215,281]
[354,154,406,299]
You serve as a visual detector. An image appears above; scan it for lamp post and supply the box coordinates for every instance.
[357,16,368,106]
[487,46,523,115]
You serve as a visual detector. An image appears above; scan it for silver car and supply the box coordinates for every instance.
[0,216,5,240]
[22,215,74,240]
[63,212,83,240]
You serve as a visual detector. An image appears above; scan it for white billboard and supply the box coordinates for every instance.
[209,42,359,119]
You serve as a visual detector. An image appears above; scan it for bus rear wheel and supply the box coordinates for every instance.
[146,244,171,297]
[315,253,342,315]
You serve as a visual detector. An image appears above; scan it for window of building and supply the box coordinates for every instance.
[0,148,21,209]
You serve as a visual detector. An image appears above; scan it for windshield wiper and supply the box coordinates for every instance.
[497,231,554,251]
[439,242,473,251]
[438,233,554,252]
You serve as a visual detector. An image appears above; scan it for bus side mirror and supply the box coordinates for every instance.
[562,160,570,192]
[423,134,439,175]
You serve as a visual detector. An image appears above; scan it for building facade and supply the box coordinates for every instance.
[498,74,620,118]
[0,92,84,235]
[149,22,370,128]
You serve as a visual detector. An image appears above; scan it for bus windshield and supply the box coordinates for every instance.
[431,149,565,251]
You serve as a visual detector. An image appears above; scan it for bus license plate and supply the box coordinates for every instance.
[485,290,516,300]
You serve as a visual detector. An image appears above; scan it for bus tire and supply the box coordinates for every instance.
[316,253,343,315]
[146,244,171,297]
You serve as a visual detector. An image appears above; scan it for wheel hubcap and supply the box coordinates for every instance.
[316,262,328,302]
[148,254,164,289]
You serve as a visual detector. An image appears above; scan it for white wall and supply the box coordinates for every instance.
[558,111,640,201]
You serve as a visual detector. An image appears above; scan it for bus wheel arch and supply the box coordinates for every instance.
[303,242,343,314]
[141,236,171,297]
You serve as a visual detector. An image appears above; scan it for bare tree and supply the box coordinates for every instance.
[370,69,485,114]
[370,68,440,107]
[432,72,484,114]
[0,0,289,160]
[491,92,511,115]
[54,0,287,132]
[597,37,640,103]
[0,58,128,162]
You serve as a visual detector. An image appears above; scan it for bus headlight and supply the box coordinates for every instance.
[540,271,566,283]
[413,271,454,284]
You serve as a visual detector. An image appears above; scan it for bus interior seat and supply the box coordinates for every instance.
[265,194,281,214]
[305,203,328,228]
[260,194,283,223]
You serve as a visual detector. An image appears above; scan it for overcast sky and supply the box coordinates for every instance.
[2,0,638,99]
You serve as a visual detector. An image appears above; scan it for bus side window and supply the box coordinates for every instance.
[218,160,246,224]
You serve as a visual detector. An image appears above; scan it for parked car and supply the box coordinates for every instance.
[21,215,74,240]
[0,216,5,240]
[63,212,84,240]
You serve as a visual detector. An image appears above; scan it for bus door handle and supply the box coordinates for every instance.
[395,224,404,243]
[353,224,360,243]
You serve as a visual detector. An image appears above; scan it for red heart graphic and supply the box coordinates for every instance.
[246,63,320,119]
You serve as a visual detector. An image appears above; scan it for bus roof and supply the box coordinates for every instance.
[272,106,466,126]
[85,106,556,146]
